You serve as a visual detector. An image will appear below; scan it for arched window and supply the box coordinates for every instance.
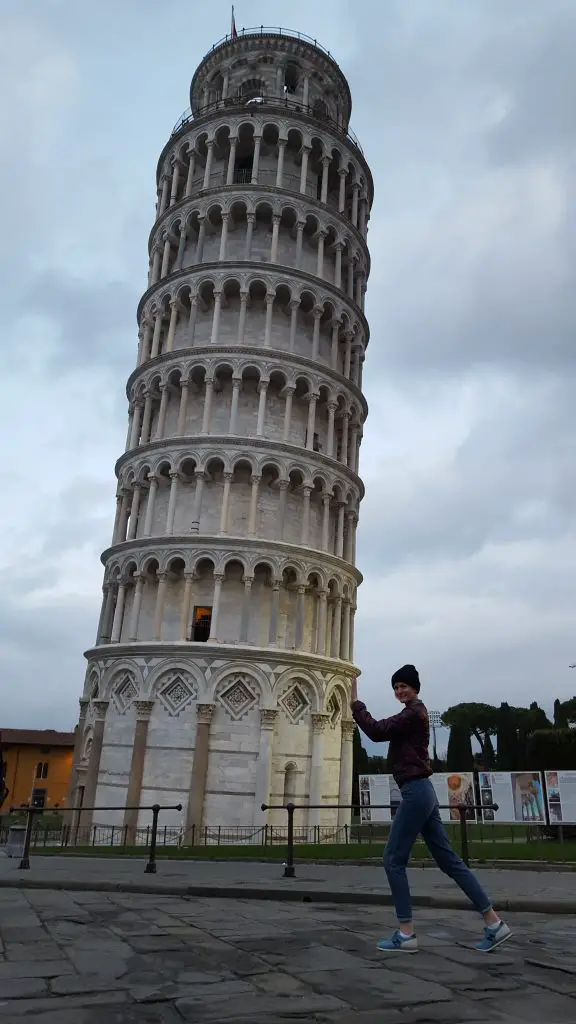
[283,763,297,806]
[238,78,266,103]
[284,63,299,95]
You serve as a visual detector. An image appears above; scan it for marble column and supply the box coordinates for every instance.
[219,473,232,534]
[190,471,205,533]
[143,475,158,536]
[110,583,127,642]
[239,576,253,642]
[244,473,259,537]
[208,573,224,641]
[254,709,278,825]
[123,700,155,842]
[202,141,214,189]
[331,596,342,658]
[251,135,261,183]
[64,698,90,825]
[127,573,145,640]
[295,584,306,649]
[78,700,109,834]
[268,581,280,644]
[316,590,328,654]
[337,719,356,828]
[229,378,241,433]
[180,572,195,640]
[256,380,268,435]
[184,703,215,838]
[165,472,179,534]
[308,714,329,830]
[152,573,168,640]
[177,380,189,435]
[282,386,294,439]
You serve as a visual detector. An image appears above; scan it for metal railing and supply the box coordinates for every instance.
[261,802,499,877]
[204,26,340,64]
[171,95,363,154]
[7,803,181,874]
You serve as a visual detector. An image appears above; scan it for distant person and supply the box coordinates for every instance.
[350,665,511,953]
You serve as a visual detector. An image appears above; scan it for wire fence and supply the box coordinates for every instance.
[2,818,574,859]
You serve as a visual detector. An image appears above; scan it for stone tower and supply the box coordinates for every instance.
[70,26,373,837]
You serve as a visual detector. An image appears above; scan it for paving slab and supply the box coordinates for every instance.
[1,854,575,914]
[0,888,574,1020]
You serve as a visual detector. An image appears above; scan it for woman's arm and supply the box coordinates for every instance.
[351,701,411,742]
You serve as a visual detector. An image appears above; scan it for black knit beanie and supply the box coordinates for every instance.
[391,664,421,693]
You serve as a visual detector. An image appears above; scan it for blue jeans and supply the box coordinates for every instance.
[384,777,492,924]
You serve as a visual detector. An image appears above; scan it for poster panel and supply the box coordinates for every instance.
[431,772,477,823]
[544,771,576,824]
[478,771,545,824]
[358,774,392,823]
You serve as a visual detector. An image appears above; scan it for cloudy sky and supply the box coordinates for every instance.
[1,0,575,731]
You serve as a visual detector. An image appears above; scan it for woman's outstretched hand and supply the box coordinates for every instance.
[351,678,358,704]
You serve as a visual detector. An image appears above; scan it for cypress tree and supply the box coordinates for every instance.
[446,724,474,771]
[496,702,519,770]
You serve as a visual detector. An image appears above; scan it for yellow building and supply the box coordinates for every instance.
[0,729,75,815]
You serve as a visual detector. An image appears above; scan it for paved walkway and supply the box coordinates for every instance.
[1,855,575,914]
[1,888,576,1022]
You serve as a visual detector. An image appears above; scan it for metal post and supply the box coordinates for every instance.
[458,805,470,866]
[145,804,161,874]
[284,802,295,878]
[18,807,36,870]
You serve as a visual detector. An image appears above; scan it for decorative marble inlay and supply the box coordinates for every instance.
[157,671,197,717]
[112,674,138,714]
[279,683,310,724]
[218,676,258,720]
[328,694,341,727]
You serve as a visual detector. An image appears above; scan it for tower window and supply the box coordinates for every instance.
[284,63,299,94]
[234,153,253,184]
[191,606,212,642]
[237,78,266,103]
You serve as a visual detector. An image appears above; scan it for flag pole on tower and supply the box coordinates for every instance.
[231,6,238,40]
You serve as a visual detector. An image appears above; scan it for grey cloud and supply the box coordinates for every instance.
[22,271,138,372]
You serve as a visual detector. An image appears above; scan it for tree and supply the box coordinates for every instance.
[527,728,576,770]
[367,754,388,774]
[442,703,498,767]
[496,702,519,770]
[446,724,474,771]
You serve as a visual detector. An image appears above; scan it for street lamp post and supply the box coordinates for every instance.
[429,710,444,764]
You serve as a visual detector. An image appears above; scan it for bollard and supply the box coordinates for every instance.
[284,802,295,878]
[18,807,37,870]
[145,804,161,874]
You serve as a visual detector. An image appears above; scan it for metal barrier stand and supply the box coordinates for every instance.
[9,803,182,874]
[261,802,498,878]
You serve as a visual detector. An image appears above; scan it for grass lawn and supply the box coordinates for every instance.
[29,838,576,864]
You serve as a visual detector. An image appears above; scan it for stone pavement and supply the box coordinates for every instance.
[1,888,576,1022]
[1,855,575,914]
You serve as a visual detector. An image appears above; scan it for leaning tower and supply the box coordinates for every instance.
[69,26,373,837]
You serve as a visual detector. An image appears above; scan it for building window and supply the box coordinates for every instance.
[36,762,49,780]
[31,788,46,809]
[191,606,212,643]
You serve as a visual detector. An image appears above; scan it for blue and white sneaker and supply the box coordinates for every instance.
[475,920,512,952]
[376,930,418,953]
